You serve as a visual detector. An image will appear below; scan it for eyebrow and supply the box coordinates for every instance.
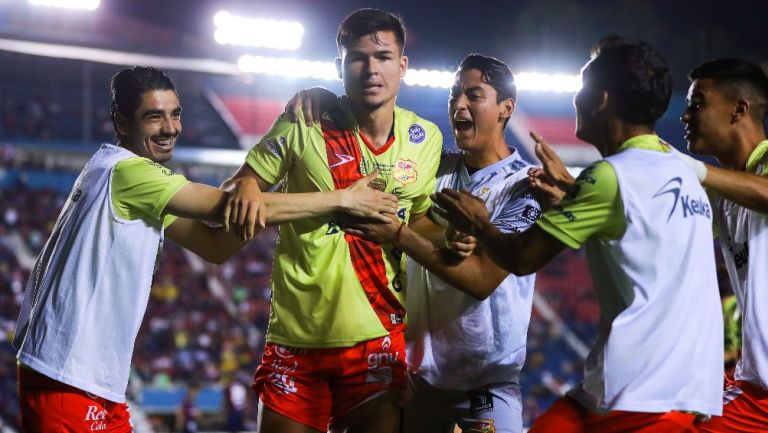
[142,107,181,117]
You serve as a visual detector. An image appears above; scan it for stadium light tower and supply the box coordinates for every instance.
[213,11,304,51]
[28,0,100,10]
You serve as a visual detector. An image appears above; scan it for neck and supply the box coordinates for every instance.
[350,100,396,149]
[594,120,655,156]
[719,126,767,170]
[463,135,512,170]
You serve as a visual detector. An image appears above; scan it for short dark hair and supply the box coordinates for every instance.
[456,54,516,127]
[110,66,176,134]
[584,36,672,125]
[457,53,517,102]
[689,58,768,122]
[336,8,406,56]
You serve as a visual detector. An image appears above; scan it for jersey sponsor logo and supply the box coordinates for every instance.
[274,345,295,359]
[727,237,749,269]
[393,159,418,186]
[261,137,287,158]
[723,382,743,405]
[467,420,496,433]
[71,188,83,202]
[408,124,426,144]
[469,390,494,415]
[381,335,391,350]
[389,313,404,323]
[326,222,341,235]
[328,152,355,168]
[653,177,711,222]
[84,405,107,431]
[268,359,299,395]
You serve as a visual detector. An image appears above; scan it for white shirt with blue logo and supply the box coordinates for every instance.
[567,148,723,416]
[406,150,540,390]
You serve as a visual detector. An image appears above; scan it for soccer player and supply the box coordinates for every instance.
[433,37,724,432]
[324,53,539,433]
[13,66,396,432]
[223,9,443,433]
[675,58,768,433]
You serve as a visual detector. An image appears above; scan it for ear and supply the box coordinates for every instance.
[593,90,610,115]
[732,99,749,123]
[399,55,409,79]
[334,57,343,80]
[499,98,515,122]
[114,112,129,137]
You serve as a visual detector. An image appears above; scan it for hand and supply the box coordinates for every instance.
[284,87,339,126]
[339,171,399,223]
[342,214,400,244]
[528,167,566,209]
[530,131,575,190]
[431,189,491,236]
[222,176,267,240]
[444,225,477,259]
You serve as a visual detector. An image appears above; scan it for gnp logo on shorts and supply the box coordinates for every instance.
[393,159,418,186]
[408,124,426,144]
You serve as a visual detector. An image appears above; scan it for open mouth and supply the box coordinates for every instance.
[454,119,473,132]
[153,138,174,148]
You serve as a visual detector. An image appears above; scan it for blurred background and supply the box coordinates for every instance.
[0,0,761,430]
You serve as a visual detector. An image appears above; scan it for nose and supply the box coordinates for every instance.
[680,110,691,124]
[451,94,468,111]
[161,115,180,136]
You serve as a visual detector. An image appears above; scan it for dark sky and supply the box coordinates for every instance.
[3,0,768,90]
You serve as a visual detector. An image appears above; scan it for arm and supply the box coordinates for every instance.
[432,189,567,276]
[702,165,768,214]
[165,217,247,264]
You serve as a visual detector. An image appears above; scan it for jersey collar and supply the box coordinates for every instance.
[616,134,666,153]
[746,139,768,173]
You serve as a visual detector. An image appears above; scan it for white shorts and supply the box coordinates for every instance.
[403,372,523,433]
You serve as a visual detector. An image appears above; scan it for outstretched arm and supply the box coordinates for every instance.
[702,165,768,214]
[432,189,567,276]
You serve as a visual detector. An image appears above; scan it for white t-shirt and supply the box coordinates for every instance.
[567,147,723,415]
[717,140,768,390]
[406,150,540,390]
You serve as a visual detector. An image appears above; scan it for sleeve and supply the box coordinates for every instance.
[244,113,305,186]
[494,188,542,234]
[535,161,625,249]
[410,125,443,216]
[111,157,189,222]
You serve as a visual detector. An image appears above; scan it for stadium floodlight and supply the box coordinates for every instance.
[516,72,581,93]
[28,0,99,10]
[237,55,338,81]
[403,69,455,88]
[213,10,304,51]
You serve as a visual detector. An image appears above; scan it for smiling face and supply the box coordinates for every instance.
[449,68,513,151]
[338,30,407,113]
[117,89,181,163]
[681,78,735,159]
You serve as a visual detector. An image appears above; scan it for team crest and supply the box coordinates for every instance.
[393,159,418,186]
[408,124,426,144]
[468,420,495,433]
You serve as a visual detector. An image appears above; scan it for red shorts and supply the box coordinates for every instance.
[18,366,131,433]
[529,396,698,433]
[698,374,768,432]
[252,332,406,432]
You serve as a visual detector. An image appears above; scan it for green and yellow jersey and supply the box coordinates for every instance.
[246,97,442,347]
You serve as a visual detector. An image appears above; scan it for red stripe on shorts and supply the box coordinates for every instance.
[321,118,406,334]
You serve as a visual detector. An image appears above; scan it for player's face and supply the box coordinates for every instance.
[573,61,601,145]
[681,78,734,159]
[339,31,407,112]
[120,89,181,163]
[449,68,513,151]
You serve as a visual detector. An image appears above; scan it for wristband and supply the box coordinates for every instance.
[393,221,406,247]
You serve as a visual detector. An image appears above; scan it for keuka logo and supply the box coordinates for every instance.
[653,177,710,222]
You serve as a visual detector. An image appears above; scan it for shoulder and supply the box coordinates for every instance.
[395,106,441,142]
